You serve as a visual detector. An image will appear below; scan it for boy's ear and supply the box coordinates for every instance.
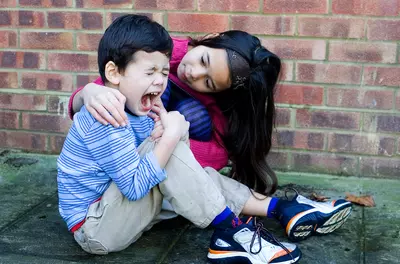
[105,61,121,85]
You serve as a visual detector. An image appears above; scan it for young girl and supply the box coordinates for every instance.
[68,30,352,242]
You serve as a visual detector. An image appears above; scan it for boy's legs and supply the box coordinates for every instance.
[74,182,163,254]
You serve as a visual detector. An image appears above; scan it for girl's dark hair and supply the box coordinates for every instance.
[191,30,281,195]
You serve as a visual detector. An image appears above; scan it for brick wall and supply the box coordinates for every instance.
[0,0,399,178]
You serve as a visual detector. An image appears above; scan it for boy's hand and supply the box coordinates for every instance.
[150,100,189,140]
[150,120,164,142]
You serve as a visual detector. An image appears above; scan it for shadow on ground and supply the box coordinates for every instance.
[0,149,398,264]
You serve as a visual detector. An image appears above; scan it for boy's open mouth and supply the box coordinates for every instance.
[141,92,160,111]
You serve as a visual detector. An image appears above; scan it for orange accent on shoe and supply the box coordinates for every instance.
[286,211,308,235]
[209,248,238,255]
[269,249,293,262]
[245,217,253,224]
[331,200,336,207]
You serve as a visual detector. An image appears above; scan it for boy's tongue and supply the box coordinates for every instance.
[141,94,152,110]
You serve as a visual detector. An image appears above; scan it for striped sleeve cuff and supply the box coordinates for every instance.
[144,151,167,184]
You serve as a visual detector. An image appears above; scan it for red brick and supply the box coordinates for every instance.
[47,12,81,29]
[0,111,19,129]
[264,0,328,14]
[292,152,357,176]
[0,94,46,111]
[275,85,324,105]
[199,0,259,12]
[266,151,289,170]
[275,108,291,127]
[368,20,400,41]
[18,11,45,28]
[332,0,400,16]
[106,12,164,26]
[168,13,229,33]
[76,75,99,88]
[328,133,395,156]
[22,113,71,133]
[363,114,400,134]
[329,42,397,63]
[81,12,103,30]
[0,72,18,88]
[296,63,362,85]
[262,39,326,60]
[0,51,46,69]
[48,53,97,72]
[135,0,194,10]
[0,0,16,7]
[77,33,102,51]
[76,0,132,8]
[48,12,104,30]
[21,73,73,92]
[20,32,73,50]
[298,17,365,39]
[50,135,66,153]
[296,109,360,130]
[48,95,69,115]
[360,157,400,178]
[280,62,293,81]
[327,88,394,110]
[231,16,295,36]
[0,131,46,151]
[272,130,324,150]
[0,11,16,27]
[363,66,400,87]
[19,0,73,7]
[0,31,17,48]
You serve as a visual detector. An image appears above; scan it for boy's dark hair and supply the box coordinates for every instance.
[98,14,173,83]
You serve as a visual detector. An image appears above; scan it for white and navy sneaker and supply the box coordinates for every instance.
[207,217,301,264]
[274,189,352,242]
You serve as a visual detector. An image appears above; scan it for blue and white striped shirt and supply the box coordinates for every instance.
[57,106,166,230]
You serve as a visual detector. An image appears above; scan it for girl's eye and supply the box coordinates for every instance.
[201,56,205,65]
[162,72,169,76]
[146,72,154,76]
[206,79,210,88]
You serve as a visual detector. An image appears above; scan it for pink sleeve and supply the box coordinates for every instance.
[68,86,84,120]
[189,138,229,170]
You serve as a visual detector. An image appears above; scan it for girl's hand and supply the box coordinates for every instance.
[150,120,164,142]
[82,83,129,127]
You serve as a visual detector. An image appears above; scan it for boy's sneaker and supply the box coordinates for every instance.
[275,189,352,242]
[207,217,301,264]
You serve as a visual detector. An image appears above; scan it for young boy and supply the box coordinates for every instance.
[57,15,302,263]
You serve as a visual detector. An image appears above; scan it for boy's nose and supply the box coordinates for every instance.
[153,73,164,85]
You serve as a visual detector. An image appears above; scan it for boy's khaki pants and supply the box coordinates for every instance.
[73,138,251,255]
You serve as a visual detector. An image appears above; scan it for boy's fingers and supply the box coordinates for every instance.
[91,102,120,128]
[87,107,109,126]
[147,112,159,120]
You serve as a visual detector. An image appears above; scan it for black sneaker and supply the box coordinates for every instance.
[207,217,301,264]
[275,189,352,242]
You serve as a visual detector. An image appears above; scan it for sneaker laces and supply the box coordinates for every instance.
[284,187,299,200]
[249,218,294,261]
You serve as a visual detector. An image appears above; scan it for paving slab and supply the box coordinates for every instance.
[0,151,399,264]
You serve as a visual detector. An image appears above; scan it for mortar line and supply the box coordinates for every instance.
[156,223,190,264]
[0,192,58,235]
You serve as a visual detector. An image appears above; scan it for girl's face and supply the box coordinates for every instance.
[177,45,232,93]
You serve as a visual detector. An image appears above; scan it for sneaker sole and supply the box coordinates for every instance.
[287,202,352,242]
[207,251,301,264]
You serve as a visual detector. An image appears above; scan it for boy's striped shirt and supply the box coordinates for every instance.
[57,106,166,230]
